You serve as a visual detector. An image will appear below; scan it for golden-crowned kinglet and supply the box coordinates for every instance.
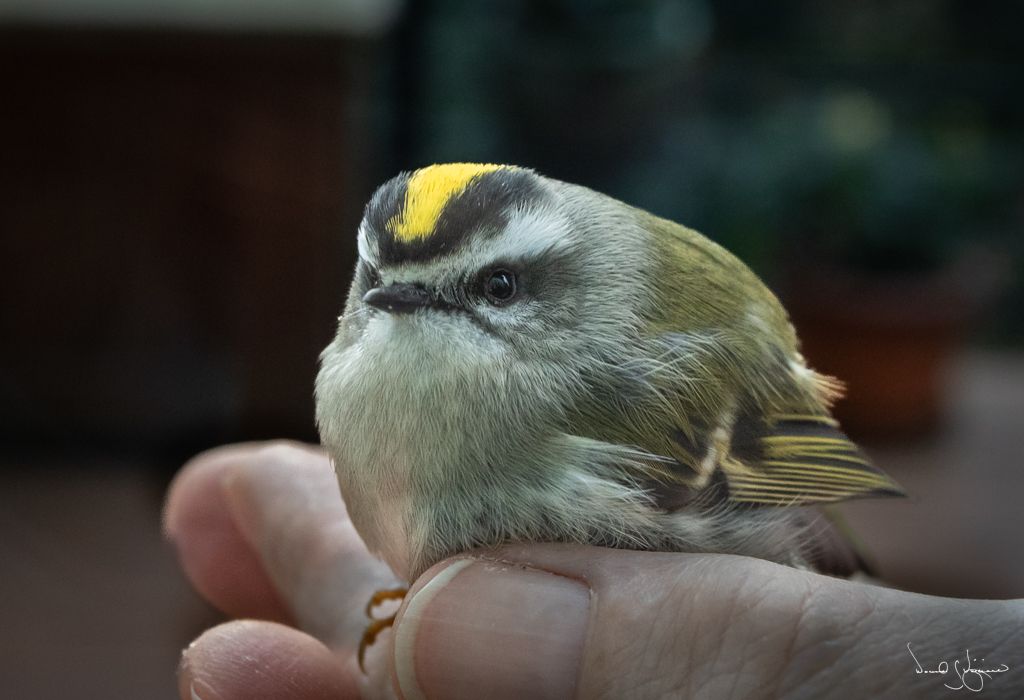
[315,163,903,586]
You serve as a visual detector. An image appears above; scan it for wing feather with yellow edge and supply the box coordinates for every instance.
[721,412,904,506]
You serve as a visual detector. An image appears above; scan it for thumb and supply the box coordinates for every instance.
[388,544,967,700]
[389,545,823,700]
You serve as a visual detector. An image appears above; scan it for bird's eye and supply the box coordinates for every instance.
[483,268,518,304]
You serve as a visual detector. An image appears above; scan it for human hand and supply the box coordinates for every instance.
[164,442,1024,699]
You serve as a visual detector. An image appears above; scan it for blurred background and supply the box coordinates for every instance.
[1,1,1022,697]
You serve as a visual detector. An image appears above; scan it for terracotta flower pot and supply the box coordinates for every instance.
[784,261,990,440]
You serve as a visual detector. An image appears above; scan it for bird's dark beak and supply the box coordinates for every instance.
[362,283,434,314]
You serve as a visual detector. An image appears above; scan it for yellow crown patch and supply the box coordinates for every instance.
[387,163,508,241]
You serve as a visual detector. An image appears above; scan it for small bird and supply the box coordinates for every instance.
[315,163,902,663]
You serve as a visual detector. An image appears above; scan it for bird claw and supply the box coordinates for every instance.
[358,587,408,672]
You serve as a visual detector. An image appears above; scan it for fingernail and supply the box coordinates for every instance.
[395,559,590,700]
[178,646,213,700]
[185,679,217,700]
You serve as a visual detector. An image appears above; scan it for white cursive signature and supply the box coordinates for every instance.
[907,643,1010,692]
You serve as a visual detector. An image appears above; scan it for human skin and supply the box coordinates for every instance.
[164,442,1024,699]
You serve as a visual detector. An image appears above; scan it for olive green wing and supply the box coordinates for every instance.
[572,363,903,508]
[575,207,903,507]
[718,411,904,506]
[573,353,904,508]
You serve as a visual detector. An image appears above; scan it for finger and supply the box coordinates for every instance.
[390,545,1018,700]
[179,620,356,700]
[164,443,292,622]
[219,442,402,652]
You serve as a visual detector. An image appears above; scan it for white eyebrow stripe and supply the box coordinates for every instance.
[384,259,460,285]
[452,204,572,268]
[360,203,571,284]
[356,223,379,264]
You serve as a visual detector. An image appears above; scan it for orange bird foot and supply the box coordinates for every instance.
[358,587,408,672]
